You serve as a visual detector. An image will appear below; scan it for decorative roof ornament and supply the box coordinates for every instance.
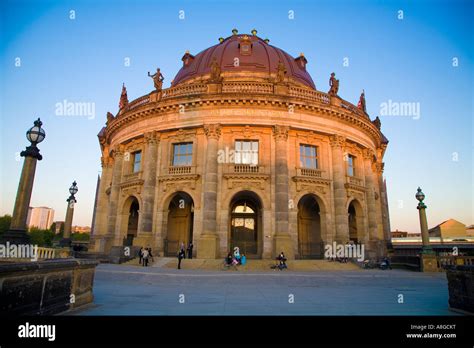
[276,60,287,83]
[264,38,270,44]
[328,72,339,96]
[357,89,367,113]
[251,29,257,36]
[209,56,222,83]
[232,28,238,35]
[148,68,164,91]
[372,116,381,130]
[218,37,224,43]
[119,83,128,110]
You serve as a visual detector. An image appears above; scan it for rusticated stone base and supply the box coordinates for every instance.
[197,234,220,259]
[0,259,98,315]
[273,235,295,260]
[420,253,438,272]
[446,265,474,314]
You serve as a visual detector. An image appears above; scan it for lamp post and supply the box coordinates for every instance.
[416,187,433,254]
[60,181,78,248]
[1,118,45,245]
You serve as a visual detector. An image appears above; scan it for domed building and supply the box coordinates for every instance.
[91,30,391,260]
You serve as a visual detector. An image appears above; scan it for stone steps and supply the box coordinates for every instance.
[139,257,361,271]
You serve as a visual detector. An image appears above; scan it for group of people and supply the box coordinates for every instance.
[224,247,247,269]
[177,242,193,269]
[271,251,288,270]
[138,247,154,267]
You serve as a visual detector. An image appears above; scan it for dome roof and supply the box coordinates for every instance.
[172,33,316,89]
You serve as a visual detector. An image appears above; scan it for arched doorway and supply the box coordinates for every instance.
[297,194,323,259]
[348,200,364,243]
[124,197,139,246]
[165,192,194,256]
[229,191,262,258]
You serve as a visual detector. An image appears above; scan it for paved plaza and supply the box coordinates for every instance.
[71,263,458,316]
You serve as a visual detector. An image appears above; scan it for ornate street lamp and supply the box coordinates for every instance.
[416,187,432,253]
[60,181,78,248]
[1,118,45,244]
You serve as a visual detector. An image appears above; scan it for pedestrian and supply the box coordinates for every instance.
[148,247,154,263]
[187,242,193,259]
[177,245,186,269]
[138,247,144,265]
[142,248,149,267]
[180,242,186,258]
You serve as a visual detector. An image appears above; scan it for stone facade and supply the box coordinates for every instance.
[90,33,391,260]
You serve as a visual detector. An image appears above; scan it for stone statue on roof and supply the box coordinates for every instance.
[328,72,339,96]
[148,68,164,91]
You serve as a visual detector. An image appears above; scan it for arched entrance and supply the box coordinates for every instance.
[229,191,262,258]
[123,197,139,246]
[297,194,324,259]
[348,199,364,243]
[165,192,194,256]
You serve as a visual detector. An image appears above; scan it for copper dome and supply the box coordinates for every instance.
[172,33,316,89]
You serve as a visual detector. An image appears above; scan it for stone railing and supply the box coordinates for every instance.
[288,86,330,104]
[341,99,367,118]
[232,164,261,173]
[437,256,474,269]
[347,175,364,186]
[128,95,150,110]
[222,81,274,94]
[168,165,195,175]
[0,259,98,315]
[446,265,473,314]
[37,247,55,259]
[296,167,325,178]
[162,83,208,99]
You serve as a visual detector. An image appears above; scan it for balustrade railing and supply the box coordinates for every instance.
[296,167,324,178]
[168,166,194,175]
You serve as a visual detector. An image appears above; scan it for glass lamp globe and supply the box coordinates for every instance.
[415,187,425,202]
[69,181,78,195]
[26,118,46,145]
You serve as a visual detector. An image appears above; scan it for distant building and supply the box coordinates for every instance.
[27,207,55,230]
[53,221,65,234]
[391,230,408,238]
[429,219,467,240]
[466,225,474,237]
[72,226,91,234]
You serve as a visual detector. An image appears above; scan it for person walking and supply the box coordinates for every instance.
[142,248,149,267]
[148,247,154,263]
[177,245,186,269]
[187,242,194,259]
[138,247,144,265]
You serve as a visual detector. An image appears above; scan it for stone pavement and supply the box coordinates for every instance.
[70,263,459,316]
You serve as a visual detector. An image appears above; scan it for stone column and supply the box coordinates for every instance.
[107,145,124,247]
[198,124,221,259]
[375,162,391,247]
[272,125,294,259]
[60,196,76,247]
[91,156,112,250]
[362,149,378,255]
[136,132,159,246]
[330,134,349,243]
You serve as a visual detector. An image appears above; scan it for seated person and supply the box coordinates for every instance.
[225,253,233,266]
[277,251,287,270]
[240,253,247,266]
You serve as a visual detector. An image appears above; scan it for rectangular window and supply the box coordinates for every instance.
[235,140,258,165]
[173,143,193,166]
[132,151,141,173]
[299,144,318,169]
[347,154,355,176]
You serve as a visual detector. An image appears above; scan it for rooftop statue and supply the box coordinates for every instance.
[148,68,165,91]
[209,57,222,83]
[276,60,287,83]
[328,72,339,96]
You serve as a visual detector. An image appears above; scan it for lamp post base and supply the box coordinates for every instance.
[59,238,72,248]
[422,245,435,255]
[0,229,31,245]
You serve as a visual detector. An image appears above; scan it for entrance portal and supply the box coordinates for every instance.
[165,192,194,256]
[297,194,323,259]
[229,191,262,258]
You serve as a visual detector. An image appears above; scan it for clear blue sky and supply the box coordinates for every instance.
[1,0,473,232]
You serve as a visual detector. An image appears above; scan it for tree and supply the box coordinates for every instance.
[0,215,12,237]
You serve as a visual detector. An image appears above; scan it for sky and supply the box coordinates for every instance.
[0,0,473,232]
